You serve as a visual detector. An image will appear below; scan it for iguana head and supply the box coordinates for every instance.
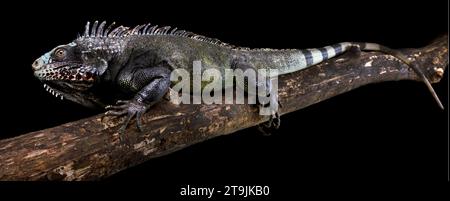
[33,41,103,92]
[32,22,133,98]
[31,21,132,108]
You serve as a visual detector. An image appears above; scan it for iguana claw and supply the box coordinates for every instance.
[105,99,147,133]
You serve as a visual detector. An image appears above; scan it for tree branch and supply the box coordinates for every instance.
[0,35,447,180]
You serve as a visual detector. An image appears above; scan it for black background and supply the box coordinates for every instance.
[0,0,448,199]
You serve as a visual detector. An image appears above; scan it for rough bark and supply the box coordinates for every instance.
[0,35,447,180]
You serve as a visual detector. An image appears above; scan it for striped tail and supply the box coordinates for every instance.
[279,42,400,75]
[276,42,361,75]
[298,42,372,68]
[300,42,350,67]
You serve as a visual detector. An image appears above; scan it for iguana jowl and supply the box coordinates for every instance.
[31,21,443,132]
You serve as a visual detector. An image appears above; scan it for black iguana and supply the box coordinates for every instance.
[31,21,443,132]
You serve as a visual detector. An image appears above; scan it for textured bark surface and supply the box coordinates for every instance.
[0,35,447,180]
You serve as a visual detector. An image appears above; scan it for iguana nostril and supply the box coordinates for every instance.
[32,59,41,70]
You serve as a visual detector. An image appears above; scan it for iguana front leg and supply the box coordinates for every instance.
[105,67,171,132]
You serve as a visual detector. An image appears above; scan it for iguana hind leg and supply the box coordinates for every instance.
[233,60,281,134]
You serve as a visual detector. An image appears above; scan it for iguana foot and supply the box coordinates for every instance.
[266,112,281,129]
[257,112,281,135]
[105,100,148,133]
[257,98,281,135]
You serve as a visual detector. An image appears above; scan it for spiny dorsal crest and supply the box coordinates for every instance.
[80,21,233,48]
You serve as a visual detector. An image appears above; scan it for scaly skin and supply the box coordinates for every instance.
[31,21,441,133]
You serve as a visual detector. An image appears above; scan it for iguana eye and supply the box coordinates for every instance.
[54,48,66,59]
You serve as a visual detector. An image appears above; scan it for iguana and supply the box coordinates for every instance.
[31,21,443,132]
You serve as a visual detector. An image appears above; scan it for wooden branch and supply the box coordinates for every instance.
[0,35,447,180]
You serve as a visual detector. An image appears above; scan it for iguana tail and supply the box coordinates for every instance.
[276,42,443,109]
[358,42,444,109]
[276,42,357,75]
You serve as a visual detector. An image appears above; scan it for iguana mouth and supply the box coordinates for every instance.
[33,63,72,80]
[34,63,96,82]
[43,79,94,97]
